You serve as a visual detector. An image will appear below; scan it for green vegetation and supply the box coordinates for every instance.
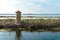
[0,19,15,24]
[22,19,60,24]
[0,19,60,25]
[0,19,60,31]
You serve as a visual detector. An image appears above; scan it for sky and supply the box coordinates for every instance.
[0,0,60,14]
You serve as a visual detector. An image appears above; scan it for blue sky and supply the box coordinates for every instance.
[0,0,60,14]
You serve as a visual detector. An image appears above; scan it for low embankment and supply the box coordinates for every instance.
[0,19,60,31]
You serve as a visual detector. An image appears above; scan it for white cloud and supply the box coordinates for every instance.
[0,0,60,14]
[34,0,52,3]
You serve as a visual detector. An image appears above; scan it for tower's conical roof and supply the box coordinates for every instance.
[16,10,21,13]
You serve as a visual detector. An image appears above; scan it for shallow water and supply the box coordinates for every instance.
[0,31,60,40]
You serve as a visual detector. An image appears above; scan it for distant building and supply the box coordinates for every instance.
[15,10,21,25]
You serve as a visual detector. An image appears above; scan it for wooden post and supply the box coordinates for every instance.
[15,10,21,25]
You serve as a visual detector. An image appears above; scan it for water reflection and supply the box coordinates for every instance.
[15,30,21,40]
[0,30,60,40]
[0,29,21,40]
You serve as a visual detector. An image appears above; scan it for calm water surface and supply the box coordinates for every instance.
[0,31,60,40]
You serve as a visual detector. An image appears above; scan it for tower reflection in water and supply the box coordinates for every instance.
[15,29,21,40]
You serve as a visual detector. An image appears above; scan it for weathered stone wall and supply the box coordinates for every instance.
[15,11,21,25]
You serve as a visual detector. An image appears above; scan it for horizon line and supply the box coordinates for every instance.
[0,14,60,15]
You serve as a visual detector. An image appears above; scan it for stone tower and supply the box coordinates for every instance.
[15,10,21,25]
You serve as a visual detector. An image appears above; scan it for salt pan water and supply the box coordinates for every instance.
[0,31,60,40]
[0,14,60,17]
